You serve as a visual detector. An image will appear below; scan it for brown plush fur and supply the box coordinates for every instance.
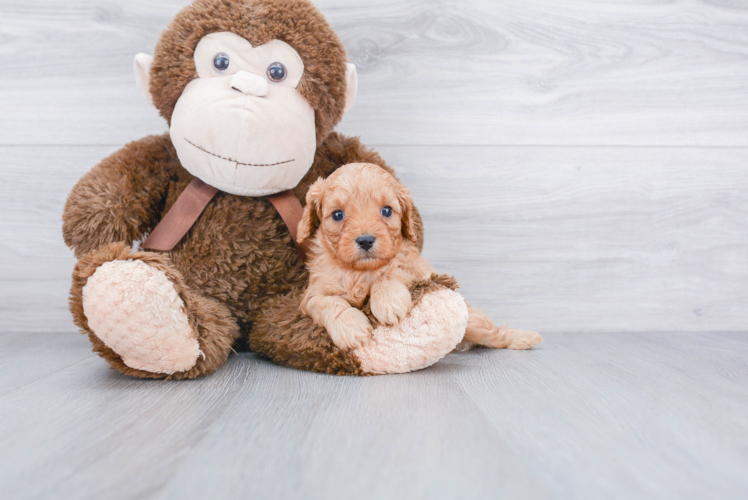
[62,0,428,379]
[63,132,421,377]
[150,0,348,144]
[249,274,458,375]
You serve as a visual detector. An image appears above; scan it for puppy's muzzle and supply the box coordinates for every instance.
[356,235,376,251]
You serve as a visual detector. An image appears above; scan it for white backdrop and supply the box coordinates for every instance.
[1,0,747,334]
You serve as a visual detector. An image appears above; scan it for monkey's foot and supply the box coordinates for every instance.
[82,259,201,374]
[354,288,469,374]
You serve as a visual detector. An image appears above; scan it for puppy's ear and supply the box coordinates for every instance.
[396,182,418,243]
[297,178,325,244]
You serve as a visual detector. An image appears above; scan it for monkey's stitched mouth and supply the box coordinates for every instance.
[185,138,294,167]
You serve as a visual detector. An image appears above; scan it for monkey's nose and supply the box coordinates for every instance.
[356,235,376,251]
[230,70,268,97]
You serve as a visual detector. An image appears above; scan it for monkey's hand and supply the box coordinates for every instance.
[370,279,412,327]
[63,135,173,257]
[329,307,373,350]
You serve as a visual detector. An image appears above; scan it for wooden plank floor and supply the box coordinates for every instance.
[1,331,746,499]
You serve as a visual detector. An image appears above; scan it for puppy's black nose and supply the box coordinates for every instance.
[356,235,376,251]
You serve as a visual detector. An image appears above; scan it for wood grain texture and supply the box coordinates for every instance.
[389,145,748,333]
[0,331,746,499]
[2,145,746,334]
[0,145,118,333]
[0,0,747,146]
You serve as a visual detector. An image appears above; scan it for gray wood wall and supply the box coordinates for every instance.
[1,0,747,334]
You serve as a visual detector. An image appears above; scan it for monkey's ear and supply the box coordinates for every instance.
[134,53,154,105]
[343,63,358,115]
[297,178,325,244]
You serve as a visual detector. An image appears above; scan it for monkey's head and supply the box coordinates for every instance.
[134,0,357,196]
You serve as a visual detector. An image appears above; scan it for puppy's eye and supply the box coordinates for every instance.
[332,210,345,222]
[213,53,230,73]
[267,62,287,82]
[381,206,393,217]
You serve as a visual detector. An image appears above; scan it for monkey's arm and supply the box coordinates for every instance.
[297,132,425,250]
[63,134,176,258]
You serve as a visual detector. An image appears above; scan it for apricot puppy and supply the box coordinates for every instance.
[297,163,542,351]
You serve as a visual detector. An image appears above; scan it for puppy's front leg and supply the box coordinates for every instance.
[303,295,373,349]
[370,278,412,326]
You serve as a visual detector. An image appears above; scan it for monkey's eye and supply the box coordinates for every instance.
[332,210,345,222]
[267,62,287,82]
[381,206,393,218]
[213,53,230,73]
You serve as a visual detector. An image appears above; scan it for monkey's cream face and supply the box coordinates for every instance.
[169,32,317,196]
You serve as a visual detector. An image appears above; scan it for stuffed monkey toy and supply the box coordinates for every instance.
[62,0,478,378]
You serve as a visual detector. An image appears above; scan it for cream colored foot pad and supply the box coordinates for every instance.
[82,259,200,374]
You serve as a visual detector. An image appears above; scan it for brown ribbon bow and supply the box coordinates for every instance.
[142,178,310,262]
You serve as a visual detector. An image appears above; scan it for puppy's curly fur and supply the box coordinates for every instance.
[297,163,543,351]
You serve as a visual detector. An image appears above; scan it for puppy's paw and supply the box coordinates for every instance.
[506,329,543,350]
[329,308,373,350]
[370,280,412,326]
[452,341,477,353]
